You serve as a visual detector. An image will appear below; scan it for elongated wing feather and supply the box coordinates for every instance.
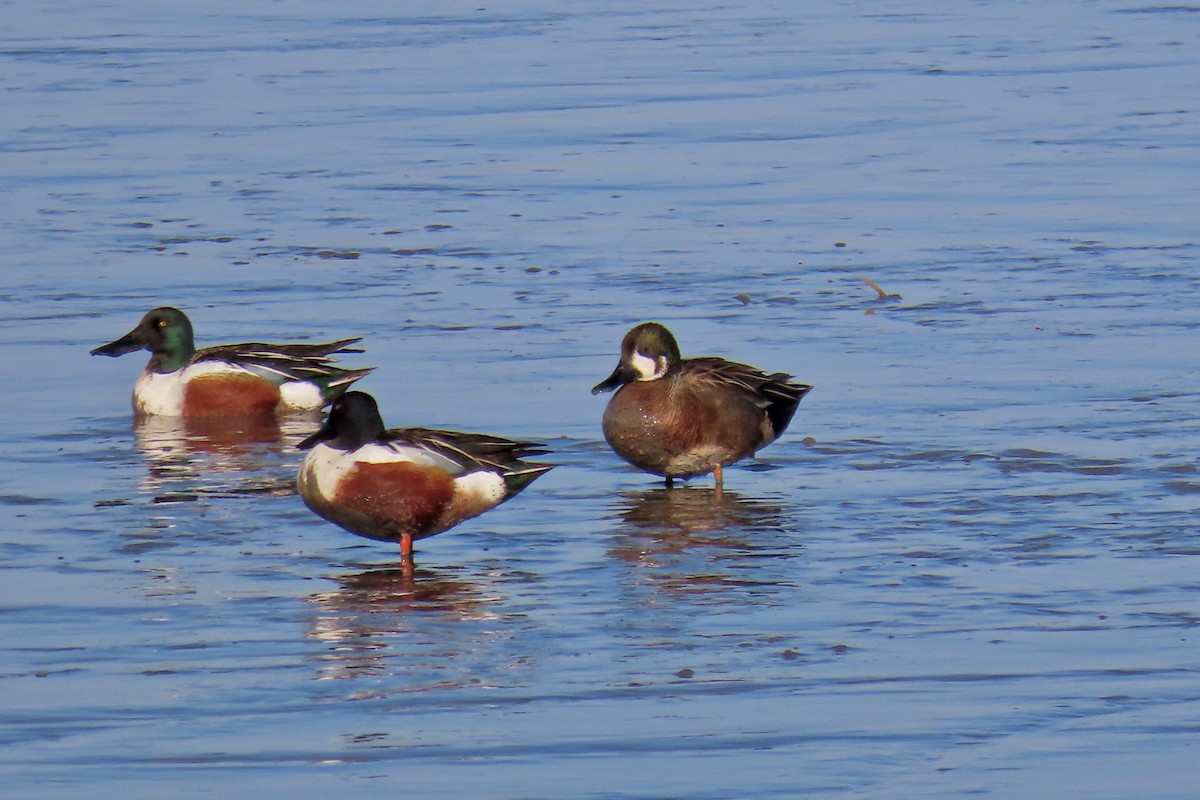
[382,427,551,475]
[193,338,371,385]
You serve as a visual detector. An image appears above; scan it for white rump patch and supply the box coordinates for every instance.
[453,470,506,504]
[279,380,324,411]
[631,352,666,381]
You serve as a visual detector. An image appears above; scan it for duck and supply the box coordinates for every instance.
[297,391,553,563]
[592,322,811,487]
[91,306,372,417]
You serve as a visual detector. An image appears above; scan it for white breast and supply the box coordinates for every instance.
[133,370,186,415]
[300,443,357,500]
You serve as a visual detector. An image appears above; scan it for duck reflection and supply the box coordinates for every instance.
[306,566,502,680]
[132,413,316,498]
[616,485,789,539]
[610,486,799,598]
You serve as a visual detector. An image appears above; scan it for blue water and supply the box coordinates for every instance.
[2,2,1199,798]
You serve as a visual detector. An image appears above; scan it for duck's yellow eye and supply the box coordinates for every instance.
[157,319,168,328]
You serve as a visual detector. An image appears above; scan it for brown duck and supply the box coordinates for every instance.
[592,322,811,488]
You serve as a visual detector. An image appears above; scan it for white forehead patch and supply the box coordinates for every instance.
[630,352,666,381]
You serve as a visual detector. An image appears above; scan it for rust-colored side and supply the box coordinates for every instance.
[182,373,282,417]
[334,461,457,539]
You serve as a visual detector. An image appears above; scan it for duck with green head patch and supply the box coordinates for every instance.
[91,307,372,417]
[592,322,811,488]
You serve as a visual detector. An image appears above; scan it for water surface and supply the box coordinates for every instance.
[2,2,1199,798]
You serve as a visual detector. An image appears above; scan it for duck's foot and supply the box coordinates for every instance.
[713,464,724,497]
[664,475,675,489]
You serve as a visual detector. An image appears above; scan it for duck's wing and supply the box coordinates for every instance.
[383,427,552,475]
[681,357,812,436]
[194,338,372,387]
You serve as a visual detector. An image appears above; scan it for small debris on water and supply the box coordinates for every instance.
[863,277,901,300]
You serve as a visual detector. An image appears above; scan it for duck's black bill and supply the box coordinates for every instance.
[297,422,334,451]
[591,363,635,395]
[90,328,146,357]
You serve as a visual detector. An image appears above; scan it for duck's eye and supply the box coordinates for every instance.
[157,319,168,328]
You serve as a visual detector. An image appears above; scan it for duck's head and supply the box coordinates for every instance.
[298,390,386,451]
[90,306,196,373]
[591,322,681,394]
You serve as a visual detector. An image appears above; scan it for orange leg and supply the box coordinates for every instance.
[713,463,724,495]
[400,532,415,576]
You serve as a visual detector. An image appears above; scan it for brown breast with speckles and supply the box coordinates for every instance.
[602,378,768,478]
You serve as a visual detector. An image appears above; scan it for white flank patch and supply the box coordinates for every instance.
[133,362,256,415]
[279,380,324,411]
[453,470,506,504]
[631,351,666,381]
